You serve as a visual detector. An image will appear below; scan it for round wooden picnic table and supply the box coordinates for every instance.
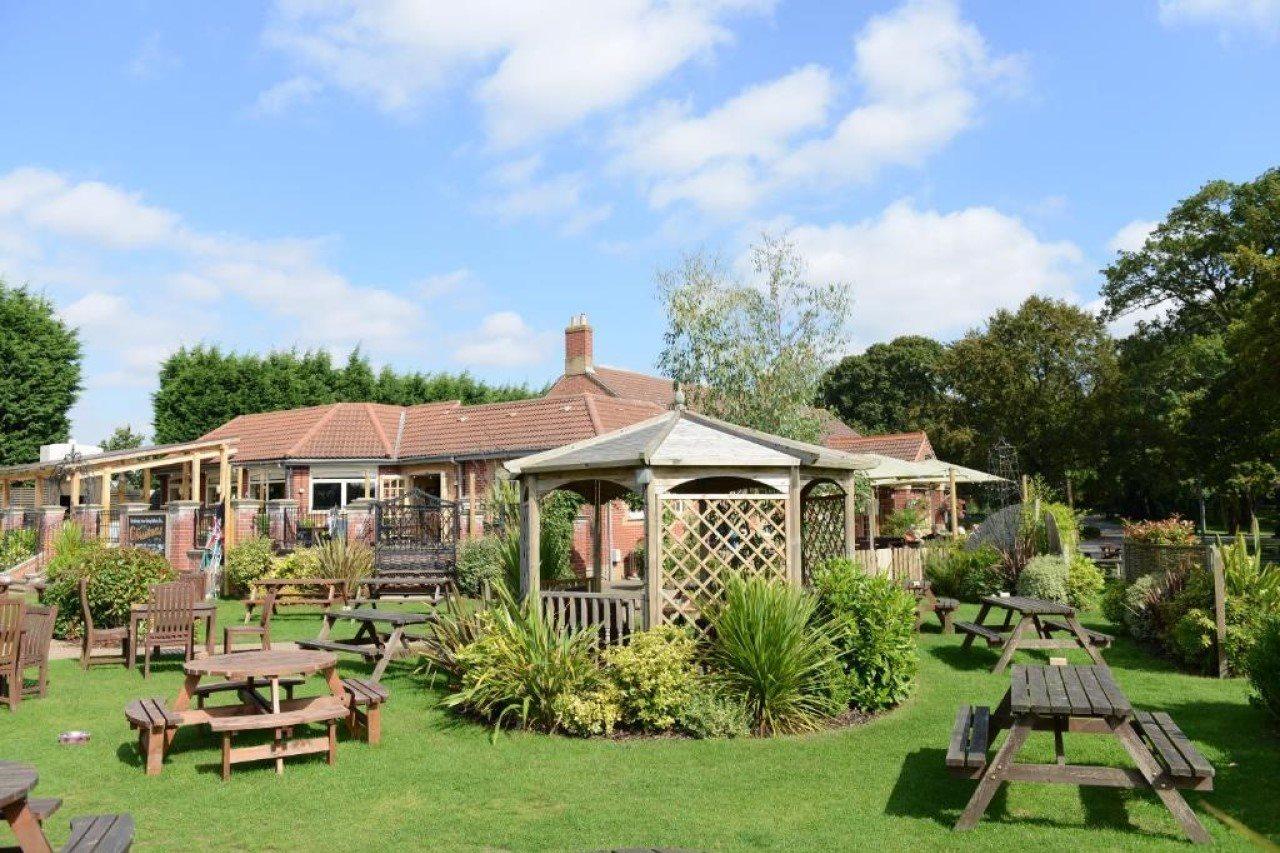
[0,761,50,853]
[184,649,337,681]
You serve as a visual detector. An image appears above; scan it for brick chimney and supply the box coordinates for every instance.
[564,313,593,375]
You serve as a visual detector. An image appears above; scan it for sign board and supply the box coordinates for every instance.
[127,512,166,554]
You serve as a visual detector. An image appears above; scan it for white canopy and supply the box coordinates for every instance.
[862,455,1004,486]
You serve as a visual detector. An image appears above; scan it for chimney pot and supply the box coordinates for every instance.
[564,314,593,375]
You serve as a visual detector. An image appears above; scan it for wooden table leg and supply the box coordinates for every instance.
[370,627,404,682]
[270,677,284,775]
[172,673,200,712]
[1112,720,1212,844]
[128,613,140,670]
[992,617,1031,675]
[3,800,53,853]
[955,718,1033,831]
[324,664,344,699]
[205,613,216,657]
[962,603,991,650]
[1066,616,1108,666]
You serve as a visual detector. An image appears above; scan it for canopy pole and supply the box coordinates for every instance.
[949,467,959,540]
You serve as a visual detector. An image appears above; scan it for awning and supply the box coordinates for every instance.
[862,455,1004,486]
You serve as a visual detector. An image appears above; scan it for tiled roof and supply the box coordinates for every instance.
[825,431,935,462]
[546,365,675,406]
[202,395,665,463]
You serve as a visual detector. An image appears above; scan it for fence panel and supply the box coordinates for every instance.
[540,590,642,646]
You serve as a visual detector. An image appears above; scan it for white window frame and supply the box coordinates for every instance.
[310,478,375,510]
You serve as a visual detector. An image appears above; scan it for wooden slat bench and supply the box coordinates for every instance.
[243,579,349,620]
[1133,710,1215,790]
[28,797,61,824]
[1040,619,1114,648]
[945,705,990,777]
[207,696,347,780]
[954,621,1004,647]
[192,677,303,709]
[61,814,134,852]
[123,698,182,776]
[342,677,389,745]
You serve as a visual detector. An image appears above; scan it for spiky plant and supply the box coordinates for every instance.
[313,536,373,597]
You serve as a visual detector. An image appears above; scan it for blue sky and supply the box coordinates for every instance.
[1,0,1277,445]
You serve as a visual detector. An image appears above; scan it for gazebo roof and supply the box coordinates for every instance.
[504,409,878,476]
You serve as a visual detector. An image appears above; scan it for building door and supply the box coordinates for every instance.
[412,474,442,499]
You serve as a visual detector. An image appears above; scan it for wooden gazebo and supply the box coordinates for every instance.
[504,408,877,633]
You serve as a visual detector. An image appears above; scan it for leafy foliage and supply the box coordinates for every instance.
[0,281,82,466]
[1247,615,1280,724]
[223,536,275,596]
[925,542,1004,601]
[42,546,174,639]
[1016,555,1070,604]
[657,234,851,443]
[1067,554,1105,611]
[704,575,843,735]
[602,626,699,731]
[817,336,949,436]
[1123,516,1198,545]
[552,686,623,737]
[313,536,373,596]
[675,687,752,739]
[418,593,494,682]
[882,500,927,538]
[153,344,535,443]
[810,559,918,713]
[0,528,37,572]
[496,491,580,593]
[455,534,506,597]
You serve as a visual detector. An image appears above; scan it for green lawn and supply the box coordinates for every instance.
[5,603,1279,851]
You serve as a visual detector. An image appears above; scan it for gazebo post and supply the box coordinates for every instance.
[519,475,541,600]
[220,446,234,544]
[786,467,802,586]
[69,472,81,507]
[867,485,879,547]
[591,480,606,589]
[642,470,660,630]
[842,472,858,560]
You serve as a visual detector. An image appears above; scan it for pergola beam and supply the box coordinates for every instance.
[519,474,541,599]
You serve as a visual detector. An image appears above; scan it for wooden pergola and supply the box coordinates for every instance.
[505,409,877,633]
[0,438,238,540]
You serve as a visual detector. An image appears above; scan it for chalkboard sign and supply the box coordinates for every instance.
[127,513,166,554]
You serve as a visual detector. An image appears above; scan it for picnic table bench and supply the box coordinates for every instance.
[296,608,428,682]
[243,578,350,620]
[956,595,1111,673]
[902,580,958,633]
[947,664,1214,844]
[1,761,133,852]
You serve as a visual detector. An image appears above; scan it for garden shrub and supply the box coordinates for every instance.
[676,686,751,739]
[224,536,275,596]
[1123,516,1198,545]
[1016,555,1070,604]
[456,534,505,597]
[1101,579,1128,626]
[0,528,37,571]
[443,586,601,732]
[602,625,699,731]
[1067,554,1105,611]
[553,684,623,737]
[1122,574,1161,644]
[925,542,1003,601]
[811,559,917,713]
[1247,615,1280,724]
[418,593,492,681]
[1038,502,1080,556]
[705,575,843,735]
[883,500,927,538]
[270,546,323,581]
[314,536,373,596]
[42,546,175,639]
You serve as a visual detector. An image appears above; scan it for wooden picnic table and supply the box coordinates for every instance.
[1,761,46,852]
[903,579,958,633]
[128,600,216,669]
[296,608,428,682]
[948,664,1214,843]
[956,595,1110,673]
[243,578,350,620]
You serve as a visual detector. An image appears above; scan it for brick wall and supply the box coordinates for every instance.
[287,466,311,513]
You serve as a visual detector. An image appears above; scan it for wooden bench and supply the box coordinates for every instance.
[1133,710,1215,790]
[123,698,183,776]
[945,705,990,777]
[342,677,389,745]
[61,814,134,852]
[243,579,348,620]
[954,621,1004,647]
[206,697,347,780]
[932,597,959,633]
[192,677,303,709]
[1040,619,1114,648]
[28,797,61,823]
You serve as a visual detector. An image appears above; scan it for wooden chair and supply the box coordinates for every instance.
[80,577,129,669]
[177,570,206,600]
[140,582,195,678]
[223,591,275,654]
[1,596,25,710]
[17,604,57,699]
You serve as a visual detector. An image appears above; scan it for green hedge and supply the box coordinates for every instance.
[42,546,175,639]
[1248,615,1280,724]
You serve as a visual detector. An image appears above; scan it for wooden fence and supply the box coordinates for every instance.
[851,546,925,582]
[540,590,643,646]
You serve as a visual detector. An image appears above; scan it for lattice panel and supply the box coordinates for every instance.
[801,492,845,581]
[659,495,788,634]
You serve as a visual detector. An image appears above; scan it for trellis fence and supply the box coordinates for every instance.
[1121,540,1211,583]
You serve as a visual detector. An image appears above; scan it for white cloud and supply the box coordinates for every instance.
[775,200,1084,347]
[263,0,772,145]
[1107,219,1158,254]
[1158,0,1280,36]
[0,168,179,249]
[478,159,612,234]
[453,311,556,367]
[251,75,323,116]
[128,32,181,79]
[615,0,1023,215]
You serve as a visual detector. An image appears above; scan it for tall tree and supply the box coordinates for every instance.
[817,336,947,435]
[100,424,146,451]
[153,345,535,443]
[942,297,1116,480]
[657,234,851,443]
[0,281,82,465]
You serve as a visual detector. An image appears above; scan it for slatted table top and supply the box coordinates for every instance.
[0,761,38,810]
[980,595,1075,616]
[1010,664,1132,719]
[332,608,430,626]
[185,649,337,679]
[249,578,347,587]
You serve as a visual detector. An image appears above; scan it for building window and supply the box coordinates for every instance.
[311,479,374,510]
[248,482,286,501]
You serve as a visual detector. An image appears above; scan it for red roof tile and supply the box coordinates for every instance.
[547,365,675,406]
[825,431,935,462]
